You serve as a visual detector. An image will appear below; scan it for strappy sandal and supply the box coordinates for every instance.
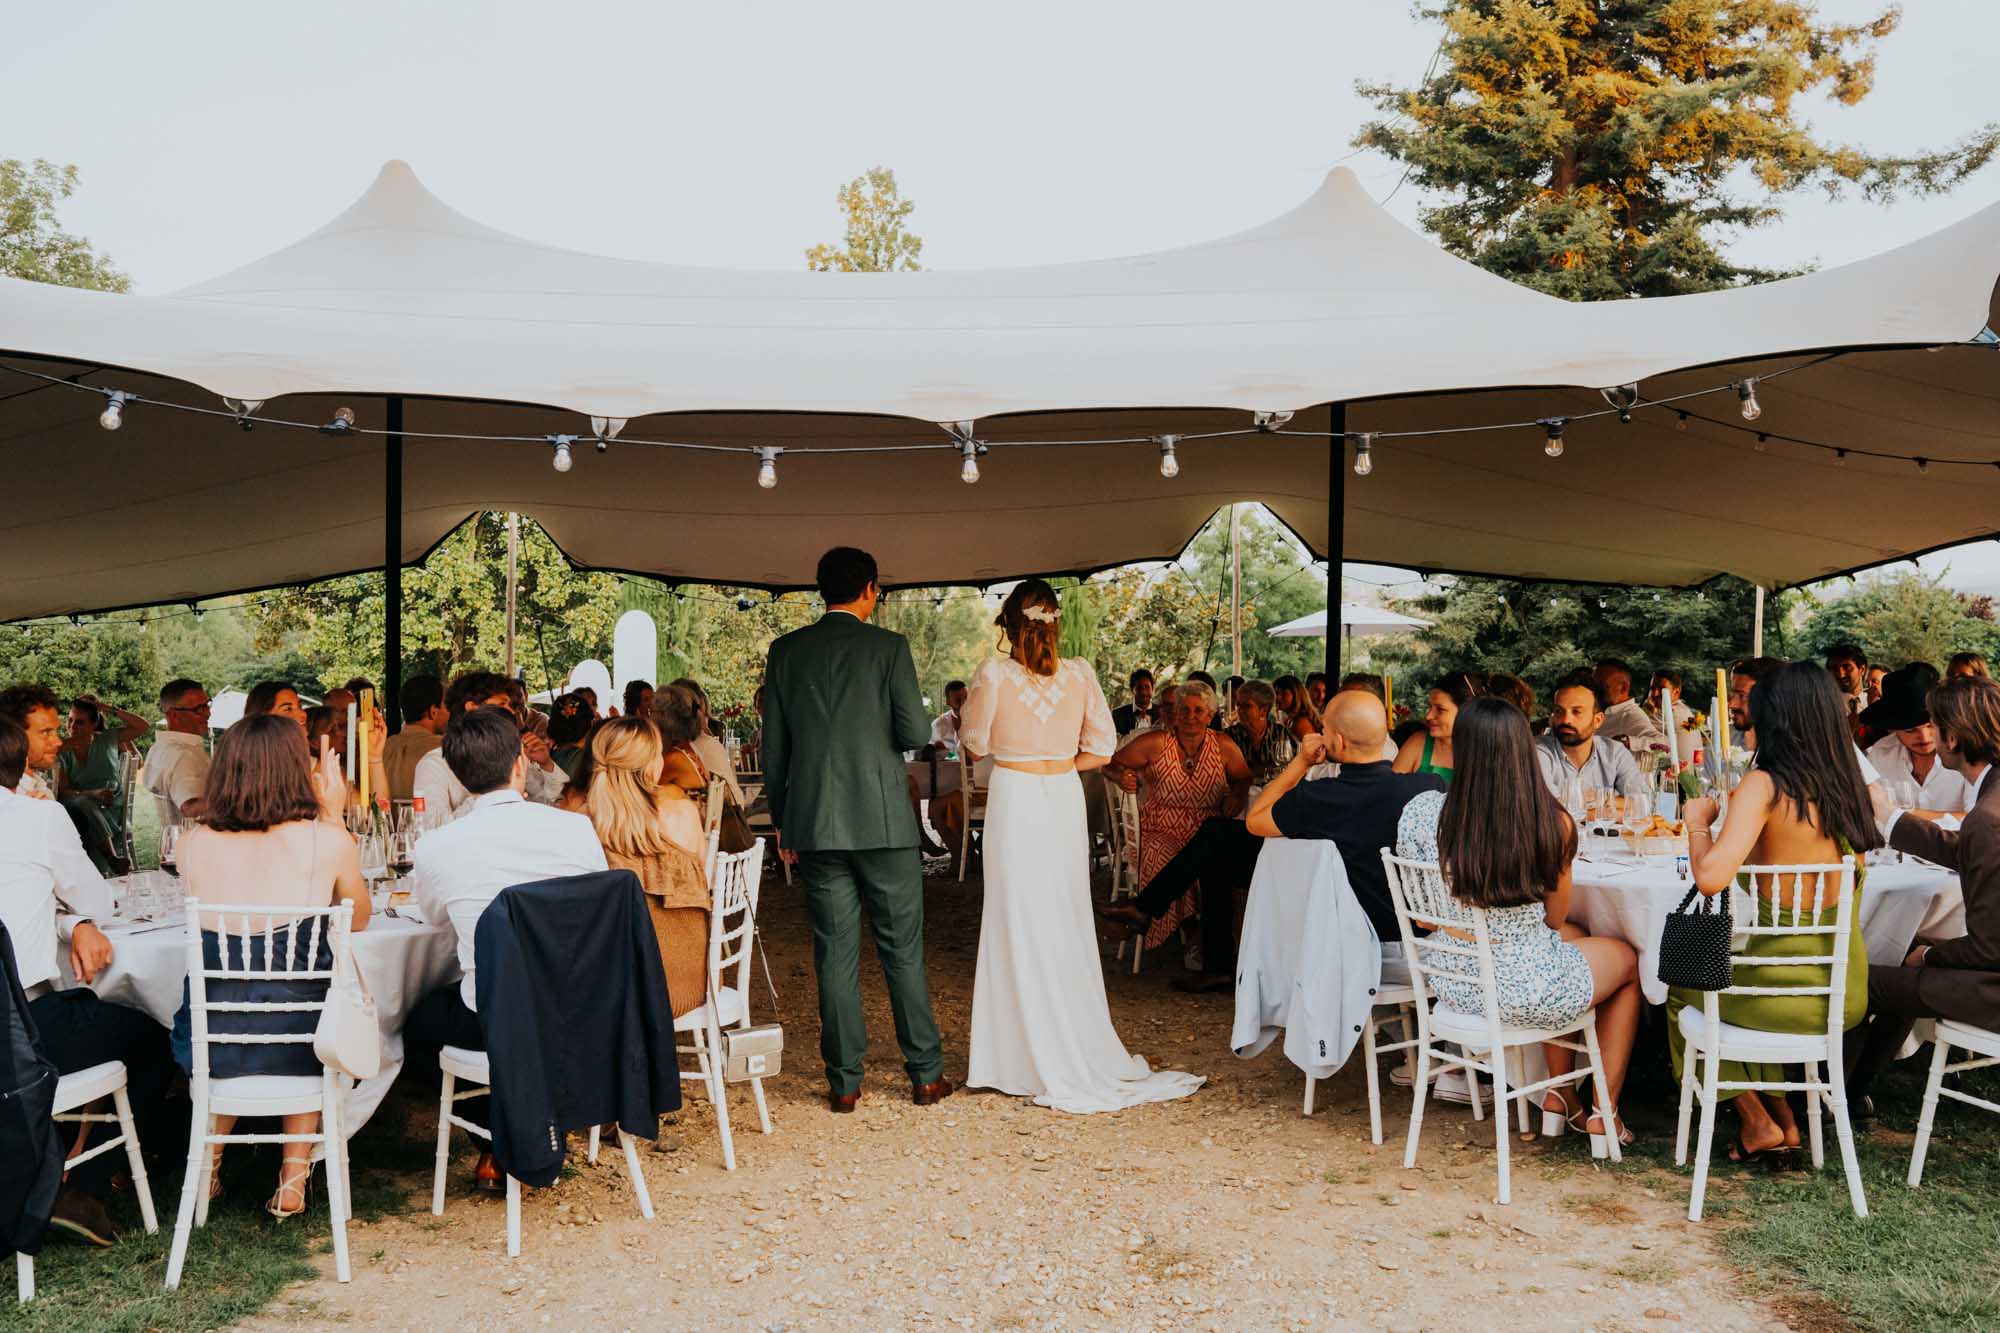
[266,1155,313,1224]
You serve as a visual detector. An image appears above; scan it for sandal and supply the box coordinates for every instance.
[266,1156,313,1223]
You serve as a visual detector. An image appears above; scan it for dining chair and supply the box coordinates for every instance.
[1672,861,1866,1221]
[956,751,989,884]
[673,839,771,1171]
[16,1060,158,1304]
[1381,851,1620,1205]
[1303,991,1422,1146]
[1908,1018,2000,1187]
[1104,786,1150,973]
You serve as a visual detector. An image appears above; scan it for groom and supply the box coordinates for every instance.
[763,546,952,1113]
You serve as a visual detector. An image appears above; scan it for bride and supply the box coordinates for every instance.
[960,579,1205,1112]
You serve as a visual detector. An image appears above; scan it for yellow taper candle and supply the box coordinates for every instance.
[1714,667,1730,763]
[1384,674,1394,720]
[359,688,373,810]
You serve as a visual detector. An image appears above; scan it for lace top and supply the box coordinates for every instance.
[959,657,1117,763]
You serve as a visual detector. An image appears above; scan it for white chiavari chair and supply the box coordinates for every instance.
[956,751,988,884]
[1908,1018,2000,1187]
[1104,786,1150,973]
[16,1061,158,1304]
[676,840,771,1170]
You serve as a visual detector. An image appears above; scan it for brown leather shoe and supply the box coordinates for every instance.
[46,1187,117,1248]
[828,1089,860,1114]
[1096,902,1150,931]
[912,1076,956,1107]
[474,1151,504,1194]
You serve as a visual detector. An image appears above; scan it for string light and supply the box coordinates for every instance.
[1834,448,1848,467]
[959,439,982,484]
[1916,457,1931,475]
[1754,433,1768,453]
[1352,432,1374,476]
[756,447,780,489]
[1601,383,1638,424]
[1253,410,1293,432]
[1675,411,1688,432]
[1541,417,1566,458]
[1736,379,1762,422]
[98,391,127,431]
[321,406,357,436]
[549,435,575,473]
[1156,434,1181,478]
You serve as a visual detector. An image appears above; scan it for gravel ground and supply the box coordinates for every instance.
[240,859,1785,1332]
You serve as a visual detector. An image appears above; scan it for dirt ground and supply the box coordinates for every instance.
[241,859,1789,1333]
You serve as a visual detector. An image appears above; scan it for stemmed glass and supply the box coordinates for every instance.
[388,829,416,880]
[159,824,182,879]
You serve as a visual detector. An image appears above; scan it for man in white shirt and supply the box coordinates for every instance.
[1536,675,1651,805]
[1826,643,1870,728]
[412,670,566,822]
[1592,659,1665,754]
[928,679,969,751]
[1862,664,1975,815]
[0,717,172,1247]
[406,707,607,1191]
[142,677,212,825]
[0,683,67,799]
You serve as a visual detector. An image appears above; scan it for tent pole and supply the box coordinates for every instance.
[1752,584,1765,658]
[1325,402,1346,679]
[384,396,403,734]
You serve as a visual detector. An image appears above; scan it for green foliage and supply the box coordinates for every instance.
[876,588,995,706]
[0,158,130,291]
[804,166,924,273]
[1357,3,1999,299]
[1183,507,1330,681]
[1795,571,2000,670]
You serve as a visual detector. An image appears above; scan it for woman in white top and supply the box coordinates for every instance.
[959,580,1205,1113]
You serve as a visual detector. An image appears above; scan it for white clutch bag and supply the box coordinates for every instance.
[314,950,381,1080]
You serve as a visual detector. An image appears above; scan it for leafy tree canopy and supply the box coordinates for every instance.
[1,158,129,291]
[804,166,924,272]
[1793,571,1999,670]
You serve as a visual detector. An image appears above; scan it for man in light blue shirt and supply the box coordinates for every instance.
[1536,674,1651,805]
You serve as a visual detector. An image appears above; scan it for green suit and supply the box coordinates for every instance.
[763,611,943,1094]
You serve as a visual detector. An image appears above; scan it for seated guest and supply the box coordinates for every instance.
[1188,671,1225,731]
[1326,674,1400,768]
[668,677,744,804]
[1272,675,1320,745]
[930,679,969,752]
[54,695,148,872]
[1485,672,1537,724]
[656,683,720,801]
[382,673,448,802]
[1225,680,1295,785]
[408,708,608,1191]
[175,715,368,1220]
[1825,643,1870,726]
[1111,669,1155,735]
[243,680,309,729]
[574,686,601,721]
[1730,656,1885,791]
[1396,698,1641,1151]
[1304,671,1329,712]
[304,705,345,768]
[412,670,567,821]
[1647,669,1697,764]
[585,717,711,1018]
[556,725,599,813]
[919,680,971,860]
[0,717,172,1248]
[1149,682,1179,730]
[1536,673,1651,807]
[1393,670,1480,783]
[1592,658,1664,752]
[143,677,212,824]
[1862,664,1973,815]
[1850,676,2000,1115]
[1948,652,1991,681]
[0,683,65,797]
[1673,662,1881,1163]
[1339,671,1384,700]
[1866,664,1888,703]
[1105,682,1250,964]
[623,679,655,723]
[548,691,593,778]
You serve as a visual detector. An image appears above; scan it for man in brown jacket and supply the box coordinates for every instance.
[1851,675,2000,1116]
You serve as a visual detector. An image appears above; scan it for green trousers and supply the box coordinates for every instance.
[796,848,943,1096]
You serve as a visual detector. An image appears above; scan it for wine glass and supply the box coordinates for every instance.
[159,824,182,880]
[388,829,416,880]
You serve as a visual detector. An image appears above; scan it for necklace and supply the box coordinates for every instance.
[1174,731,1202,775]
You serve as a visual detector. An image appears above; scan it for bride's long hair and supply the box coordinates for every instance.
[996,579,1062,678]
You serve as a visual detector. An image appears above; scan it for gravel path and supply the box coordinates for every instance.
[241,861,1784,1332]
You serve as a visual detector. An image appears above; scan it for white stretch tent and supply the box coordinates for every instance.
[2,158,1998,630]
[1268,604,1432,639]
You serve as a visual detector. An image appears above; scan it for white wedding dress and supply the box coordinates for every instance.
[960,655,1206,1113]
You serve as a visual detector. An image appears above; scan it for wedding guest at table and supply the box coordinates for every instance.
[1106,681,1250,963]
[1593,659,1665,752]
[1536,674,1651,807]
[1647,669,1697,763]
[304,705,345,768]
[1485,672,1537,724]
[408,707,608,1191]
[0,683,64,797]
[0,716,172,1248]
[1826,643,1870,726]
[382,673,447,802]
[1673,661,1881,1164]
[1149,682,1179,730]
[1305,672,1330,712]
[57,695,148,873]
[557,726,599,814]
[1393,670,1480,783]
[930,679,969,751]
[1849,675,2000,1120]
[1731,657,1884,791]
[413,669,567,820]
[174,714,368,1220]
[548,691,593,778]
[1320,675,1400,770]
[1225,680,1295,785]
[1272,675,1320,745]
[624,679,656,724]
[1862,664,1973,815]
[1188,671,1227,731]
[1948,652,1991,681]
[243,680,309,729]
[585,716,710,1018]
[144,678,212,825]
[1111,669,1155,735]
[1866,664,1888,703]
[669,676,745,804]
[1339,672,1384,701]
[1396,697,1641,1153]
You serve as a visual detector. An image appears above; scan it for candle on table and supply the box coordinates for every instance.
[1384,675,1394,720]
[1714,667,1731,765]
[1660,686,1677,765]
[358,688,373,811]
[345,701,357,783]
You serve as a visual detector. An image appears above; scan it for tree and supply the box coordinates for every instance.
[1357,4,1998,299]
[804,167,924,272]
[1795,572,1999,670]
[1,159,129,291]
[1182,507,1330,681]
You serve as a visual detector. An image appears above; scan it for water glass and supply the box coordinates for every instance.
[158,824,182,879]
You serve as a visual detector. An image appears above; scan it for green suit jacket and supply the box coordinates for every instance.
[763,611,933,852]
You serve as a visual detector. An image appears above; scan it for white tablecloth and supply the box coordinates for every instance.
[1568,853,1960,1005]
[73,908,459,1133]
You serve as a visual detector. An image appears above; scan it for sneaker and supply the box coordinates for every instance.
[47,1187,118,1248]
[1387,1065,1475,1105]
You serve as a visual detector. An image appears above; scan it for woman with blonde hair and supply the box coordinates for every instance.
[584,716,711,1018]
[1272,675,1321,744]
[960,579,1205,1112]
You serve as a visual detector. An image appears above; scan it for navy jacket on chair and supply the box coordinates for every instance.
[0,922,62,1260]
[472,870,681,1188]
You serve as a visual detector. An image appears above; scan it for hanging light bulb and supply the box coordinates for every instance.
[1542,418,1566,458]
[1916,457,1931,476]
[1252,410,1294,433]
[1352,432,1375,476]
[1675,411,1688,432]
[320,405,357,436]
[1753,433,1768,453]
[1156,434,1181,479]
[550,435,574,473]
[756,447,780,489]
[1601,383,1639,424]
[1834,448,1849,467]
[1736,380,1762,422]
[960,439,981,484]
[98,391,127,431]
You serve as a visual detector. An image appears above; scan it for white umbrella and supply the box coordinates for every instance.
[1268,603,1430,638]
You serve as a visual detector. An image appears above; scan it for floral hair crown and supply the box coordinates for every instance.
[1021,604,1059,624]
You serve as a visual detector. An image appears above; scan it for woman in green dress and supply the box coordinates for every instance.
[1671,662,1882,1165]
[1394,670,1482,784]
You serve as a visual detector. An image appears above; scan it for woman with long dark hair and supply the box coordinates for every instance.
[1395,696,1641,1153]
[1394,670,1482,782]
[1673,661,1883,1164]
[961,579,1204,1111]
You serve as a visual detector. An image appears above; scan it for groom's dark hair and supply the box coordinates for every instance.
[817,547,878,606]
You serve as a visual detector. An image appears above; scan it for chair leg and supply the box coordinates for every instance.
[958,816,971,883]
[1582,1020,1621,1164]
[1827,1087,1870,1219]
[1689,1049,1722,1222]
[750,1075,773,1135]
[1491,1054,1513,1206]
[432,1071,455,1216]
[1807,1063,1826,1170]
[17,1252,31,1304]
[113,1085,158,1234]
[1130,931,1144,976]
[707,1019,738,1171]
[505,1174,521,1258]
[1909,1033,1953,1187]
[323,1089,352,1284]
[1363,1014,1384,1145]
[1465,1052,1485,1122]
[1302,1074,1317,1119]
[619,1130,655,1220]
[1674,1058,1696,1166]
[164,1105,208,1290]
[192,1117,218,1230]
[587,1125,601,1166]
[1403,1039,1432,1171]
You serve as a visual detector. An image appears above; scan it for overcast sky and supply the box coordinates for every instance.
[7,0,1998,592]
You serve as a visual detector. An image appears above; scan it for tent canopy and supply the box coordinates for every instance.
[1268,604,1432,638]
[1,159,1997,621]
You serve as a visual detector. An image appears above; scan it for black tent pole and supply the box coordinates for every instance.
[384,395,403,732]
[1326,402,1346,679]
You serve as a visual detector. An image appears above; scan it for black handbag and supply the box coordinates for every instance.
[1657,886,1734,991]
